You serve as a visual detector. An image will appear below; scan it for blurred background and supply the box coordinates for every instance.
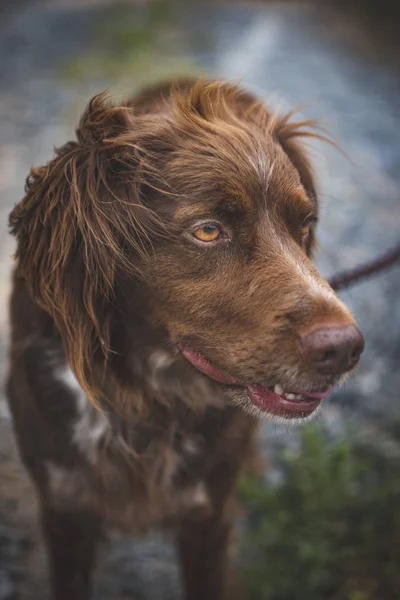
[0,1,399,599]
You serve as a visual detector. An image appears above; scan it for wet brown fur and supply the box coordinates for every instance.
[7,78,357,600]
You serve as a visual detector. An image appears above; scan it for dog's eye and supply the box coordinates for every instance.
[301,215,317,245]
[301,223,311,239]
[192,224,222,243]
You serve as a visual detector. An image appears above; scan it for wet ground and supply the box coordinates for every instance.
[0,1,399,598]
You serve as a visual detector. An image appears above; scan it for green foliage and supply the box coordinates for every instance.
[60,1,198,83]
[239,425,400,600]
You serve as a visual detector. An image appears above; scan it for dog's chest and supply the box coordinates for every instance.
[46,366,214,529]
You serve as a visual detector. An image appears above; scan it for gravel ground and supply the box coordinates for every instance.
[0,2,399,599]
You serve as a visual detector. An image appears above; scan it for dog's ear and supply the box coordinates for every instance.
[9,93,156,402]
[270,112,324,256]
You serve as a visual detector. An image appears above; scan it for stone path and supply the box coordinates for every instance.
[0,2,399,598]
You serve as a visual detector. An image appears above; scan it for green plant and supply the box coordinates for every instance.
[239,425,400,600]
[60,1,198,83]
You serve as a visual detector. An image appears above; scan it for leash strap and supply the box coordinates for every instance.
[328,241,400,291]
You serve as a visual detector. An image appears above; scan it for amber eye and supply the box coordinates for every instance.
[300,215,317,245]
[301,222,311,240]
[192,224,222,243]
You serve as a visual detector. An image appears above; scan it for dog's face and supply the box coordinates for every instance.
[10,80,363,422]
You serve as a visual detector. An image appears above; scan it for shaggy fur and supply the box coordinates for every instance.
[7,78,361,600]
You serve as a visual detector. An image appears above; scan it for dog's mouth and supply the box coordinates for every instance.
[179,344,332,419]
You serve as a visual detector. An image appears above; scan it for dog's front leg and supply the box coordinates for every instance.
[41,504,102,600]
[177,508,234,600]
[177,449,248,600]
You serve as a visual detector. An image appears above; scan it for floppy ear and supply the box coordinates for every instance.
[9,93,155,402]
[271,112,325,256]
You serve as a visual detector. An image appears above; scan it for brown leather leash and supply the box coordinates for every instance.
[328,241,400,291]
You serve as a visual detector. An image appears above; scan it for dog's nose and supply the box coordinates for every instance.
[301,325,364,376]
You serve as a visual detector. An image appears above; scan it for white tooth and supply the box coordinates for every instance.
[274,384,283,395]
[286,393,296,400]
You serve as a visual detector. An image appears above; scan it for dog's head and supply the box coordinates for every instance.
[10,80,364,422]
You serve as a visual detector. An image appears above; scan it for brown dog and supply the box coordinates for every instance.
[7,79,364,600]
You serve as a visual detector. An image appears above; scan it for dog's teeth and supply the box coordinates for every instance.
[286,393,296,400]
[274,384,283,395]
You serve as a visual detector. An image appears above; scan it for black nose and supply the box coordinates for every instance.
[301,325,364,376]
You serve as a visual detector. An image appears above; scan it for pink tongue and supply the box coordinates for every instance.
[179,346,239,385]
[179,345,332,405]
[247,384,322,415]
